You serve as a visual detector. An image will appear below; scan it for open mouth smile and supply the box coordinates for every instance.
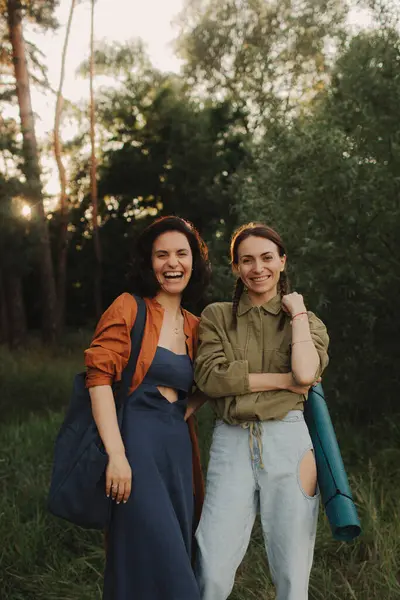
[163,272,184,280]
[251,275,271,283]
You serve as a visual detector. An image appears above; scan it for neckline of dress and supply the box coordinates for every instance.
[156,345,190,358]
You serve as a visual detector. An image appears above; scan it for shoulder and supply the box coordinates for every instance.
[307,310,327,331]
[307,310,329,348]
[101,293,138,328]
[201,302,233,321]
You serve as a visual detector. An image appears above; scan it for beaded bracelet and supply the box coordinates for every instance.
[292,339,313,346]
[292,310,307,321]
[292,311,308,321]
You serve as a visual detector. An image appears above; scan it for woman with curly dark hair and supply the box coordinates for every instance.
[84,216,210,600]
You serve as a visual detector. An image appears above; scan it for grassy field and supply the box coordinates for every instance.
[0,341,399,599]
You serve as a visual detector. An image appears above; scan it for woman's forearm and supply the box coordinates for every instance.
[89,385,125,456]
[249,372,291,393]
[185,389,209,420]
[291,315,319,385]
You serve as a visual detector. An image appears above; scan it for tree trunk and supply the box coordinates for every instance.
[4,268,27,348]
[90,0,102,319]
[54,0,76,334]
[0,266,10,345]
[7,0,58,342]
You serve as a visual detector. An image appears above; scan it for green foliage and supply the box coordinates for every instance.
[74,41,247,235]
[329,29,400,162]
[176,0,349,129]
[97,83,245,235]
[77,38,153,79]
[65,42,247,318]
[0,0,60,29]
[235,28,400,419]
[0,172,32,276]
[0,0,59,87]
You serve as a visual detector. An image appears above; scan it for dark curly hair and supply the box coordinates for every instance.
[230,222,290,326]
[128,216,211,304]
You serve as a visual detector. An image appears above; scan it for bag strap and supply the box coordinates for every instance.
[116,294,147,408]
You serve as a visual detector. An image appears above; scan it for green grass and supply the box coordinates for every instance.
[1,341,399,599]
[0,332,88,422]
[0,412,104,599]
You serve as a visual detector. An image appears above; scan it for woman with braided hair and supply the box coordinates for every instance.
[194,223,329,600]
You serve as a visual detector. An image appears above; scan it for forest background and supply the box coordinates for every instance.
[1,0,400,598]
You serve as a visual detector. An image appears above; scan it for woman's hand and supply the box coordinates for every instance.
[90,386,132,503]
[281,292,307,317]
[106,452,132,504]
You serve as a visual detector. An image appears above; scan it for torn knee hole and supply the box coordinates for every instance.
[299,449,317,497]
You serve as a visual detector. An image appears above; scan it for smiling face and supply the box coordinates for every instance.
[151,230,193,297]
[234,235,286,304]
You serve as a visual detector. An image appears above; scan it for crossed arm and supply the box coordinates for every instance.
[194,302,328,400]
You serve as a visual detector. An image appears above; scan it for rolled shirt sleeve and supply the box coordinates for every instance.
[194,305,251,398]
[308,311,329,378]
[84,293,137,388]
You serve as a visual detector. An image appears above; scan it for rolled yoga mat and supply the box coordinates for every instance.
[304,383,361,542]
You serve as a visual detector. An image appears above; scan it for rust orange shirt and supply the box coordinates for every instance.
[84,293,199,393]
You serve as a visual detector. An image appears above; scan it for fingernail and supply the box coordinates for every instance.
[123,500,127,504]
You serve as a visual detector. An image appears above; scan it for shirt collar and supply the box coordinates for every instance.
[237,291,282,317]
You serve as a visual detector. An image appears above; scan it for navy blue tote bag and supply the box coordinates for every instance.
[47,295,146,530]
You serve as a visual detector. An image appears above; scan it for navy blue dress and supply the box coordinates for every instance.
[103,346,200,600]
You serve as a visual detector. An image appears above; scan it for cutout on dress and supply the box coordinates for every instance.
[157,385,178,404]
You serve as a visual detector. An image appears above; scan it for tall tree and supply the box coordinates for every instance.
[0,267,9,344]
[54,0,76,333]
[89,0,102,318]
[176,0,348,131]
[0,169,28,347]
[64,41,246,316]
[6,0,58,341]
[76,41,246,238]
[0,7,39,346]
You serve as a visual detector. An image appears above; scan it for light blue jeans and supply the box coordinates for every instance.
[195,411,319,600]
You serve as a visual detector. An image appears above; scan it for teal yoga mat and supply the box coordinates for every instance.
[304,383,361,542]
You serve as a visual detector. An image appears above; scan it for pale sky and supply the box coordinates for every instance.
[24,0,185,193]
[21,0,374,195]
[29,0,184,136]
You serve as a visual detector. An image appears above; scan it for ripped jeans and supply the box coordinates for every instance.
[195,411,319,600]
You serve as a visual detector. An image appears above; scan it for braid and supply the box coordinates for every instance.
[279,270,291,297]
[278,271,291,330]
[232,278,245,327]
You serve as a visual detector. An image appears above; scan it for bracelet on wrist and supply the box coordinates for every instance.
[292,339,313,346]
[291,311,308,323]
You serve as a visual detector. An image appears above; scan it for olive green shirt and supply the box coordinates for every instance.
[194,293,329,423]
